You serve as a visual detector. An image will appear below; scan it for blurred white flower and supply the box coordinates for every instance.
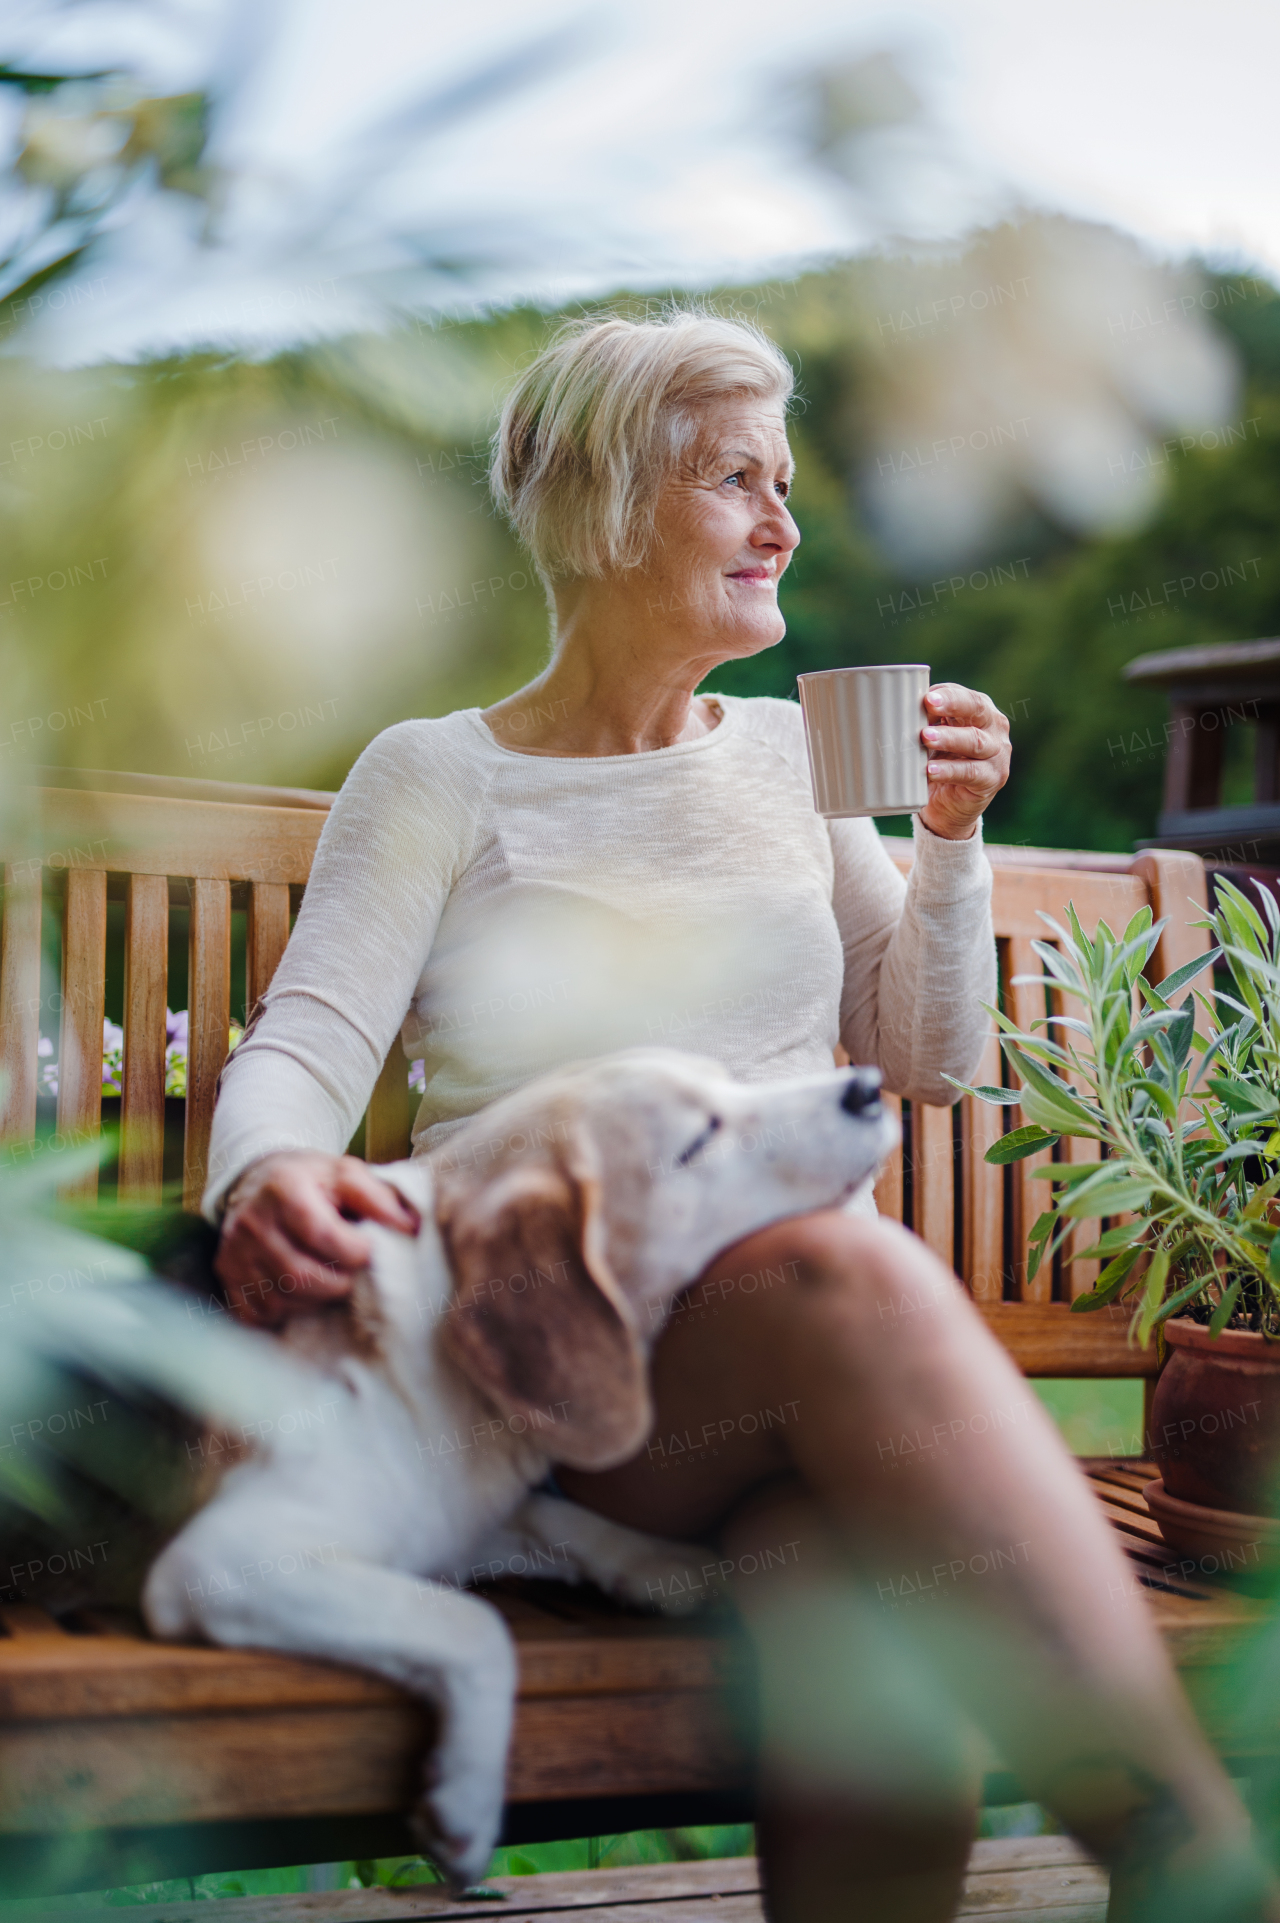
[848,216,1239,567]
[17,98,129,195]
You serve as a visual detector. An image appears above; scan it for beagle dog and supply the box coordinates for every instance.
[144,1048,894,1887]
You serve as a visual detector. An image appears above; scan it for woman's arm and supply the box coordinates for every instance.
[206,719,481,1317]
[833,814,995,1103]
[833,683,1007,1102]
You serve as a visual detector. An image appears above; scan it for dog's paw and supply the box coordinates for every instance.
[606,1541,721,1617]
[409,1762,504,1893]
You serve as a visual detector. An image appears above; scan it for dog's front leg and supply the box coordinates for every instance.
[145,1514,514,1889]
[484,1491,720,1617]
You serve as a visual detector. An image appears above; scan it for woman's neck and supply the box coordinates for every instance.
[481,586,727,757]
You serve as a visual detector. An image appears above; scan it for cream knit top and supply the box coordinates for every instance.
[204,694,996,1220]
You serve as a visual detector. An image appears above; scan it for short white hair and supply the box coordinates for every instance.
[489,308,794,584]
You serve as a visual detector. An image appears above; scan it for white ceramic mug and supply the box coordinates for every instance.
[797,664,930,818]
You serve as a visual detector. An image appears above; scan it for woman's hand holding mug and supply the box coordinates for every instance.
[919,682,1011,840]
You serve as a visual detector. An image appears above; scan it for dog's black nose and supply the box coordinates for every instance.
[840,1067,882,1116]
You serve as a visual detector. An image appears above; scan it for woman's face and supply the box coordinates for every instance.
[645,395,800,662]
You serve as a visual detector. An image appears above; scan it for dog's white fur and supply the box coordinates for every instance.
[144,1049,895,1886]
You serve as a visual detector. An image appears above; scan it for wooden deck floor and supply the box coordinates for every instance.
[18,1838,1108,1921]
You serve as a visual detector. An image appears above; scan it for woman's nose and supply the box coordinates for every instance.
[755,501,800,555]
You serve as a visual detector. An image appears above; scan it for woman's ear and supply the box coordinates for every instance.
[435,1156,651,1471]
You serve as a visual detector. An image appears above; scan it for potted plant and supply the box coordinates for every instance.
[957,877,1280,1565]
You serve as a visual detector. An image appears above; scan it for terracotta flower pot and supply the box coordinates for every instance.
[1146,1317,1280,1565]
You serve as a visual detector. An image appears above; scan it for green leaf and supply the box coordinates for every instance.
[1152,1272,1212,1328]
[1136,1246,1171,1347]
[1244,1169,1280,1217]
[1133,1077,1178,1121]
[1026,1209,1058,1283]
[1070,1243,1141,1312]
[1188,1021,1244,1091]
[1066,901,1090,954]
[1116,1011,1179,1064]
[1006,1043,1099,1131]
[941,1077,1022,1105]
[1207,1077,1278,1120]
[1203,1141,1273,1166]
[1058,1175,1155,1218]
[1033,1162,1109,1183]
[987,1008,1077,1068]
[1210,1279,1243,1336]
[1070,1222,1151,1260]
[1153,948,1221,1001]
[985,1125,1060,1164]
[1029,941,1085,993]
[1167,995,1196,1074]
[1020,1087,1098,1138]
[1270,1235,1280,1283]
[1120,906,1156,986]
[1215,876,1270,947]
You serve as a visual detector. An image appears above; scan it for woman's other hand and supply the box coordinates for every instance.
[215,1152,421,1325]
[919,683,1011,840]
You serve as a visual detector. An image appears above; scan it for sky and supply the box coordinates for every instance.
[867,0,1280,275]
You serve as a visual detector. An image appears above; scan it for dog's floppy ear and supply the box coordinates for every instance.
[435,1150,650,1471]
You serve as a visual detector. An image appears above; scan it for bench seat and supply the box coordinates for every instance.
[0,1464,1268,1896]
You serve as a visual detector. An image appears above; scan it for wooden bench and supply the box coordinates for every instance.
[0,769,1266,1898]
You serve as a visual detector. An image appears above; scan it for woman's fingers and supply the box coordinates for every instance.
[216,1150,422,1325]
[331,1159,421,1234]
[923,724,998,762]
[925,760,1002,789]
[919,682,1011,839]
[273,1184,375,1270]
[216,1219,350,1323]
[924,682,995,728]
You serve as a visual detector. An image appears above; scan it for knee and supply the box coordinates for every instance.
[737,1210,951,1294]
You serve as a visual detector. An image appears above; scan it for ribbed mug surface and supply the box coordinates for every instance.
[797,665,929,818]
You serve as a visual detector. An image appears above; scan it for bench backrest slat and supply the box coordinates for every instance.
[0,864,41,1143]
[247,880,291,1011]
[186,878,232,1208]
[120,874,170,1203]
[963,1026,1005,1302]
[58,867,107,1202]
[1,786,1211,1378]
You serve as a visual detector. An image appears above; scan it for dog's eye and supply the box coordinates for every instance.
[675,1115,723,1168]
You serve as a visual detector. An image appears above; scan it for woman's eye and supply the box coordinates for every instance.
[724,470,746,488]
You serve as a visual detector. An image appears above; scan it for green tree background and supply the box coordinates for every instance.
[6,262,1278,856]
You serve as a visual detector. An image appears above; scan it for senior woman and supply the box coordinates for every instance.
[207,314,1273,1923]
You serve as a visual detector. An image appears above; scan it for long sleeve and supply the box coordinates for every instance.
[202,722,482,1220]
[832,813,996,1105]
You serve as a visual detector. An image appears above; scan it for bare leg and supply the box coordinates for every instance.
[721,1477,981,1923]
[559,1211,1277,1922]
